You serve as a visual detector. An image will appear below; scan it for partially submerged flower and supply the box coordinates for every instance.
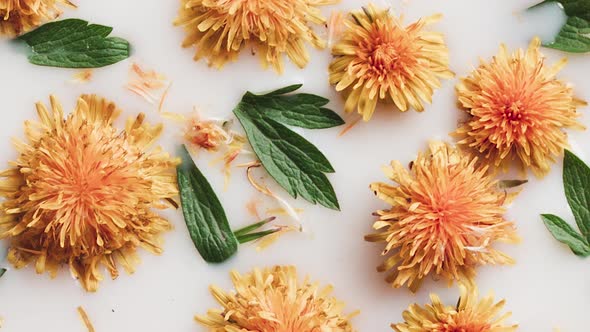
[329,4,454,121]
[0,95,179,291]
[0,0,73,36]
[185,115,230,152]
[185,114,247,187]
[174,0,337,73]
[196,265,357,331]
[366,141,518,291]
[392,285,518,332]
[453,37,586,177]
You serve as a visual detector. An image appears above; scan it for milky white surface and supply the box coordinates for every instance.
[0,0,587,331]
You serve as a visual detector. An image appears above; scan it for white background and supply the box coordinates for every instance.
[0,0,588,331]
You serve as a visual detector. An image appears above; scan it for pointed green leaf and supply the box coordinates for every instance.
[529,0,590,52]
[244,88,344,129]
[234,87,341,210]
[264,84,303,96]
[177,145,239,263]
[545,16,590,52]
[541,214,590,256]
[233,217,276,237]
[563,150,590,241]
[236,229,280,244]
[18,19,130,68]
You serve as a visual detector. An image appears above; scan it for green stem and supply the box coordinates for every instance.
[237,229,280,244]
[233,216,276,237]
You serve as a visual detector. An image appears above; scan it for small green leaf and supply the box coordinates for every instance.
[563,150,590,241]
[233,85,341,210]
[0,268,6,278]
[177,145,239,263]
[236,229,280,244]
[264,84,303,96]
[541,214,590,256]
[233,216,276,237]
[242,85,344,129]
[18,19,130,68]
[530,0,590,52]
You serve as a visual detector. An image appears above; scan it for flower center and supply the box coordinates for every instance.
[502,101,524,122]
[369,43,399,74]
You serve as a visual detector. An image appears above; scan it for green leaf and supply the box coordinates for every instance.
[541,214,590,256]
[244,94,344,129]
[236,229,280,244]
[0,268,5,279]
[18,19,130,68]
[534,0,590,20]
[563,150,590,241]
[545,16,590,52]
[264,84,303,96]
[233,85,341,210]
[233,216,276,237]
[530,0,590,52]
[241,85,344,129]
[176,145,239,263]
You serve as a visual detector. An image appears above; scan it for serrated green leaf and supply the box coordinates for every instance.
[563,150,590,241]
[177,145,239,263]
[541,214,590,256]
[545,16,590,52]
[18,19,130,68]
[530,0,590,52]
[233,85,341,210]
[264,84,303,96]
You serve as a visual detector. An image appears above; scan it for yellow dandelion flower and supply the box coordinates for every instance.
[0,0,73,36]
[0,95,179,292]
[196,265,357,331]
[393,285,518,332]
[329,4,454,121]
[174,0,337,73]
[365,141,519,291]
[453,37,587,177]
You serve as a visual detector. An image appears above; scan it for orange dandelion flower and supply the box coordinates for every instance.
[453,37,587,177]
[329,4,454,121]
[365,141,518,291]
[174,0,337,73]
[0,95,179,292]
[393,285,518,332]
[0,0,73,36]
[196,266,357,331]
